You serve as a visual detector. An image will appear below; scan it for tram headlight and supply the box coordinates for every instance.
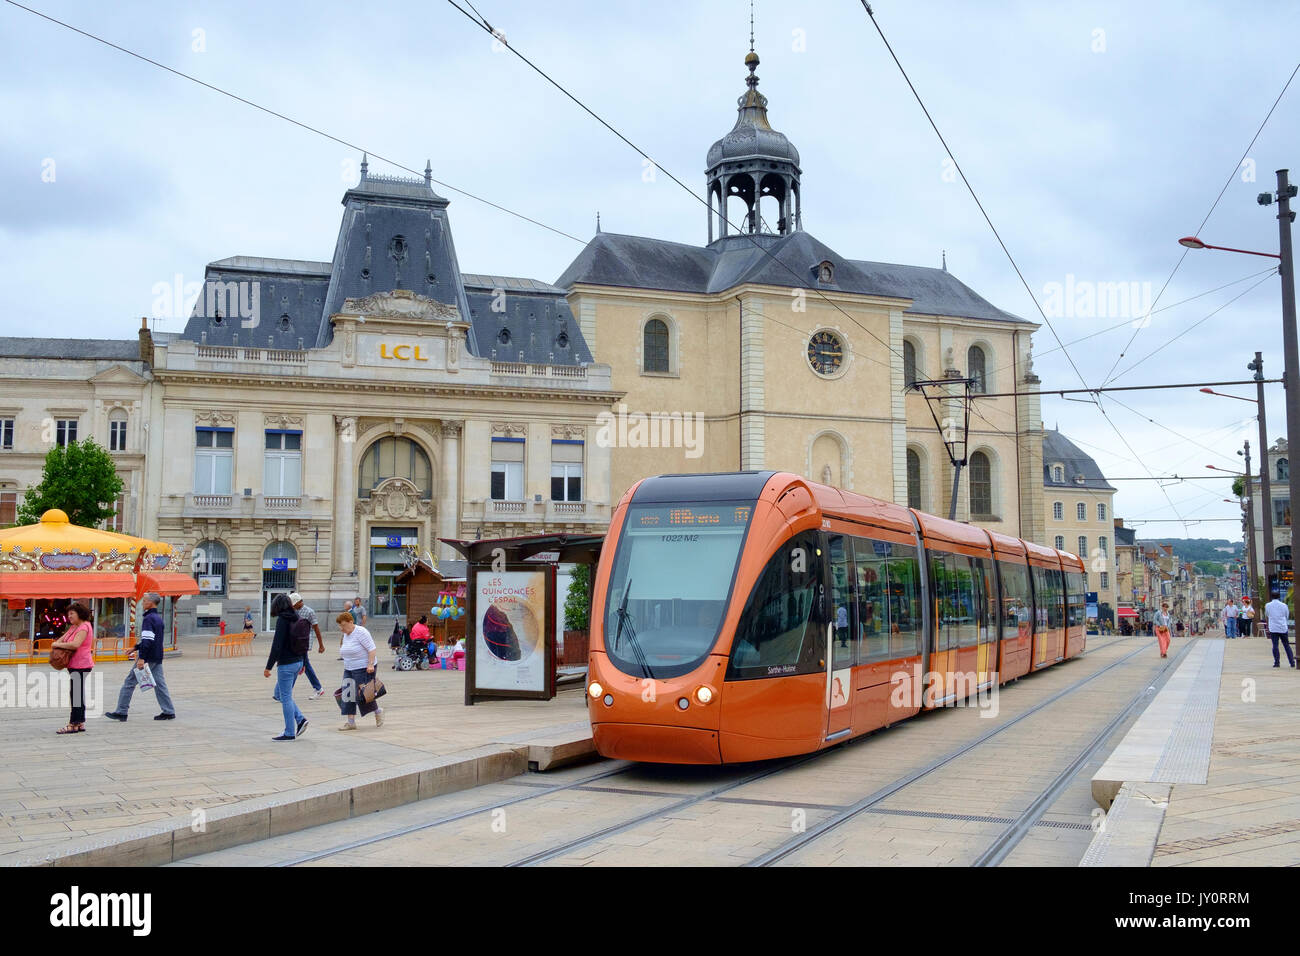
[588,682,603,699]
[695,685,714,705]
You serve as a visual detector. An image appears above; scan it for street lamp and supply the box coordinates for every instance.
[1180,168,1297,606]
[1201,369,1275,596]
[1208,443,1262,608]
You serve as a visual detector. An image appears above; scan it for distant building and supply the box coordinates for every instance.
[1042,429,1117,619]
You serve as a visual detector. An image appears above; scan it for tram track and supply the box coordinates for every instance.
[749,635,1195,866]
[234,634,1169,867]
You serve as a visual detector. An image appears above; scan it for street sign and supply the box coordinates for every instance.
[1241,567,1248,594]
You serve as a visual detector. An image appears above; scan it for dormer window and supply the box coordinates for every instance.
[1052,464,1064,483]
[498,328,511,346]
[815,260,834,284]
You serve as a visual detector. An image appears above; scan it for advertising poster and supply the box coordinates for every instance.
[474,570,547,692]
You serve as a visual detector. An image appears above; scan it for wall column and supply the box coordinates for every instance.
[439,421,463,561]
[334,416,357,575]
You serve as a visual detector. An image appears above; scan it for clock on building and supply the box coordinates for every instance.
[807,330,844,376]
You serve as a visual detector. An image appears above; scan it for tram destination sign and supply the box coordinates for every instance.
[633,503,753,529]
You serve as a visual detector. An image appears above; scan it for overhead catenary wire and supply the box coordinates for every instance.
[0,0,587,244]
[1098,59,1300,388]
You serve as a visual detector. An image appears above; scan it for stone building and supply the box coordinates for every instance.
[1042,429,1117,618]
[554,46,1046,536]
[1247,437,1290,592]
[143,163,619,630]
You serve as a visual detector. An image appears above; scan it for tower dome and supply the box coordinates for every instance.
[706,46,802,243]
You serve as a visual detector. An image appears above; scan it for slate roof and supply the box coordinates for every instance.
[555,231,1027,324]
[1115,525,1137,547]
[0,338,143,361]
[463,276,593,365]
[1043,429,1116,491]
[178,170,592,365]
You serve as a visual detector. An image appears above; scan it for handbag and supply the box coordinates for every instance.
[49,646,72,671]
[360,675,387,705]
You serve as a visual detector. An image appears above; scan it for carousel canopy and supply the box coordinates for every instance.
[0,509,195,599]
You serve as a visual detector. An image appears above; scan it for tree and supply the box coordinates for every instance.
[16,440,124,528]
[1231,475,1246,498]
[1194,560,1226,577]
[563,563,592,631]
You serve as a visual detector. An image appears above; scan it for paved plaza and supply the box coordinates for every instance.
[0,639,587,863]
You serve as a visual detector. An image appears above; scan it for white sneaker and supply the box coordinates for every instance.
[374,708,384,728]
[311,689,326,699]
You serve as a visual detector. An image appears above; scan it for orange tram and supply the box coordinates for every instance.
[587,471,1088,764]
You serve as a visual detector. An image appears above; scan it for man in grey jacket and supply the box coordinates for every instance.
[105,592,176,721]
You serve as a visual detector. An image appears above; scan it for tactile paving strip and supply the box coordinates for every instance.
[1151,641,1223,784]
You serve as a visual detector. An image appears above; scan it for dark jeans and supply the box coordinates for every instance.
[68,667,91,724]
[1240,619,1253,637]
[337,667,379,717]
[302,653,322,692]
[1270,631,1295,667]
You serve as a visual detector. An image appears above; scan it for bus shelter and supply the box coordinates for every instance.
[0,509,198,663]
[441,533,603,705]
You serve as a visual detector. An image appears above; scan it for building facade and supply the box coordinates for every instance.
[554,46,1046,537]
[1042,429,1117,619]
[1247,437,1290,592]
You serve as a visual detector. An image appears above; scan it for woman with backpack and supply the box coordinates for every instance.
[263,592,308,741]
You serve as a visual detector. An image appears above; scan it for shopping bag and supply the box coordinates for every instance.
[136,662,156,691]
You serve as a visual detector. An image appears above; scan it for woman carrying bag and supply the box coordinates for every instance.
[1153,602,1173,659]
[51,602,95,734]
[336,611,383,730]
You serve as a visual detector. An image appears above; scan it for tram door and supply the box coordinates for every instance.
[826,535,855,742]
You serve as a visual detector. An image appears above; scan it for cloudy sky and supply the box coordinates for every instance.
[3,0,1299,541]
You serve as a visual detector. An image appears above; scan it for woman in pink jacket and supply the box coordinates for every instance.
[52,602,95,734]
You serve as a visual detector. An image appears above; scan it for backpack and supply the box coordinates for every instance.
[289,615,312,657]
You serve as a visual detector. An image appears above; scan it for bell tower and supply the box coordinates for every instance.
[705,25,802,244]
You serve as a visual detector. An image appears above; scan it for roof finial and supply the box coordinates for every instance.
[596,211,601,233]
[749,0,755,53]
[744,0,759,84]
[424,159,432,186]
[941,249,947,272]
[360,152,369,181]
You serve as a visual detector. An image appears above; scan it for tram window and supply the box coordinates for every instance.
[971,556,997,645]
[726,531,826,680]
[931,552,978,650]
[887,544,922,658]
[1031,566,1064,630]
[829,535,856,669]
[997,559,1031,641]
[853,537,892,662]
[1066,571,1086,628]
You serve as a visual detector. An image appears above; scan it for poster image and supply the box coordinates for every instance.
[474,570,546,692]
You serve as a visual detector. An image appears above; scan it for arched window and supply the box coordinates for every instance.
[906,448,921,509]
[108,409,128,452]
[262,540,297,596]
[192,539,228,596]
[1279,458,1289,481]
[358,437,431,498]
[1052,464,1063,483]
[643,318,670,373]
[967,345,987,393]
[970,451,992,515]
[903,340,918,386]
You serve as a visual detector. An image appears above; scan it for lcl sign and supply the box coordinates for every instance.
[379,343,430,361]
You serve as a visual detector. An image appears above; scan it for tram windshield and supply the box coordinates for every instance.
[603,500,754,679]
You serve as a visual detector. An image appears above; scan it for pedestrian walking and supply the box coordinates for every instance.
[1264,591,1295,668]
[264,592,308,741]
[243,606,255,633]
[52,602,95,734]
[105,592,176,722]
[1223,598,1239,639]
[336,611,383,731]
[290,593,326,699]
[352,597,367,628]
[1240,596,1256,637]
[1153,602,1173,658]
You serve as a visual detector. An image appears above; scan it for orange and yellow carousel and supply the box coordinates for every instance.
[0,509,197,664]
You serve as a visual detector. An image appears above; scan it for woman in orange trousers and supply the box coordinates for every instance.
[1153,602,1173,658]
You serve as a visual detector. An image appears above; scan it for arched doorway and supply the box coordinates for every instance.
[261,540,297,629]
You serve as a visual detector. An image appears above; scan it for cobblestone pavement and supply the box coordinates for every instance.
[0,640,586,862]
[1153,637,1300,866]
[178,634,1182,866]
